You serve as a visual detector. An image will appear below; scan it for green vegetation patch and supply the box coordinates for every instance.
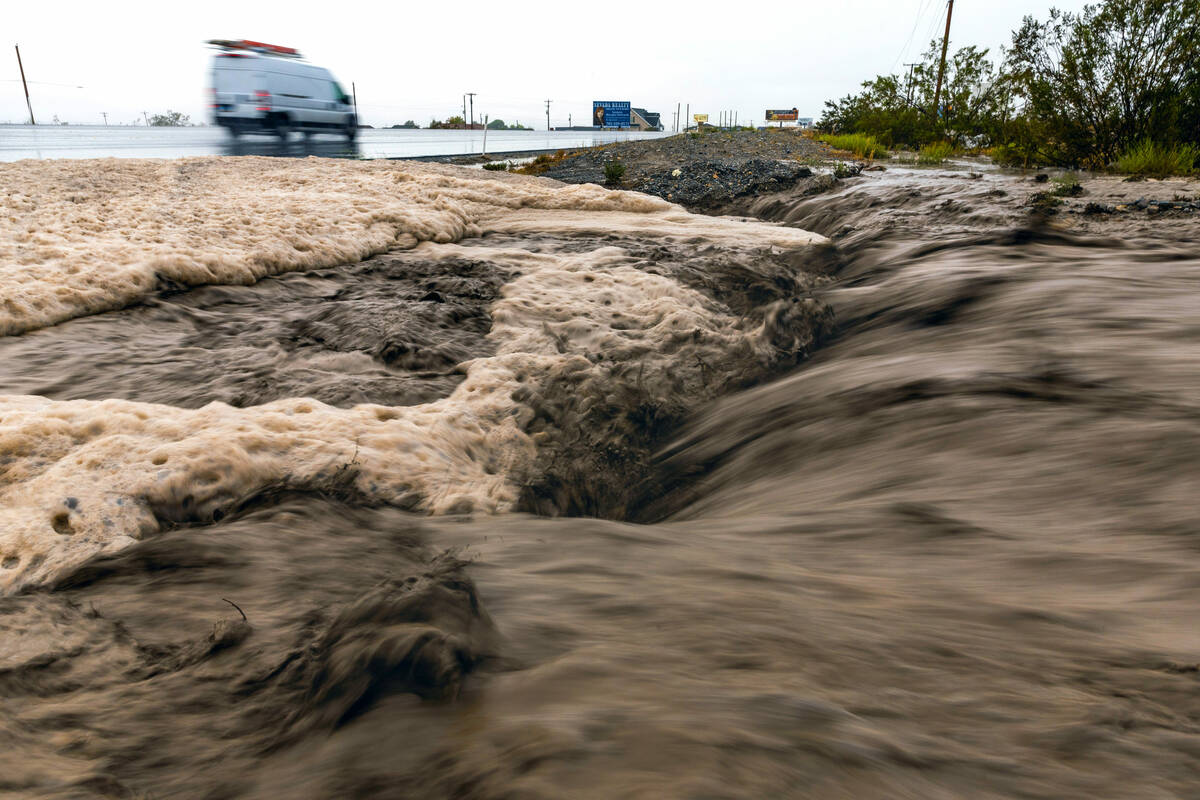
[820,133,889,160]
[1114,141,1199,179]
[603,161,627,186]
[918,142,954,164]
[515,150,572,176]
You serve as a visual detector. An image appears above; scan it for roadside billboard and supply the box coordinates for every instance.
[693,113,709,123]
[765,108,799,122]
[593,101,631,128]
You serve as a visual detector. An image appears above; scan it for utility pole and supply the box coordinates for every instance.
[101,112,108,126]
[903,63,919,107]
[932,0,954,120]
[15,45,35,125]
[735,111,738,128]
[569,113,572,127]
[545,99,551,131]
[462,94,467,123]
[675,102,680,133]
[466,92,476,127]
[685,103,689,131]
[352,82,358,126]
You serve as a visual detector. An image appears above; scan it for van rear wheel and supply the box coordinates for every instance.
[274,117,291,141]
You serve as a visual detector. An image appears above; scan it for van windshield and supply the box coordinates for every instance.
[331,81,350,104]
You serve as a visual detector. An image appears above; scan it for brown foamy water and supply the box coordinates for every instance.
[1,159,1198,798]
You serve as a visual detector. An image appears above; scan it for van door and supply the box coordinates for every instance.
[313,78,345,129]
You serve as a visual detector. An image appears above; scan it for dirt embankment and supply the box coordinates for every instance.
[523,129,845,210]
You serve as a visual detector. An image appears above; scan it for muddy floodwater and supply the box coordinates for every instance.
[1,157,1199,799]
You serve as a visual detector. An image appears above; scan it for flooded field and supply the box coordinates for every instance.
[1,156,1198,798]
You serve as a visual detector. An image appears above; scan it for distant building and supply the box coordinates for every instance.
[631,108,663,131]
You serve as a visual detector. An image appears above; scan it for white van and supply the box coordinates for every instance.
[207,40,357,140]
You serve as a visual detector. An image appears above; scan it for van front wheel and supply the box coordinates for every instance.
[344,124,358,142]
[274,117,291,141]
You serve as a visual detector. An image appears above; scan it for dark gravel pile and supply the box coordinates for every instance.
[531,129,839,209]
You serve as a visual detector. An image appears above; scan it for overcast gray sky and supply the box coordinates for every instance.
[7,0,1092,128]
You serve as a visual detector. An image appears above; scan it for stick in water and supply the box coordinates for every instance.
[221,598,248,621]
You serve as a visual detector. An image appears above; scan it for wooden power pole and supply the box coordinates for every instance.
[932,0,954,120]
[545,99,551,131]
[903,62,920,107]
[15,45,35,125]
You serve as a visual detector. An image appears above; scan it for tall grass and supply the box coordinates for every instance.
[1114,140,1199,178]
[918,142,955,164]
[820,133,887,160]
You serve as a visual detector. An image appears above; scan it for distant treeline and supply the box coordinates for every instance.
[409,117,531,130]
[819,0,1200,171]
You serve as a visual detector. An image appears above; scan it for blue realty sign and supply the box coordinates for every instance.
[592,101,631,128]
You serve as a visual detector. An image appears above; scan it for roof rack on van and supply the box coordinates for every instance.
[206,39,304,59]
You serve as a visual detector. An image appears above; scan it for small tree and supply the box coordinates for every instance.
[149,110,191,127]
[603,161,626,185]
[487,119,507,129]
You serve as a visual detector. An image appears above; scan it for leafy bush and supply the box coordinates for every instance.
[918,142,954,164]
[603,161,627,185]
[1114,140,1199,177]
[482,162,509,171]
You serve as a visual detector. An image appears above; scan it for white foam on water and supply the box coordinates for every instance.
[0,158,825,591]
[0,157,676,336]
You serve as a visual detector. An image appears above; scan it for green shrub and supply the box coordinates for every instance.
[603,161,627,185]
[987,142,1040,168]
[820,133,888,160]
[1051,172,1083,196]
[918,142,954,164]
[482,161,509,171]
[1114,140,1199,178]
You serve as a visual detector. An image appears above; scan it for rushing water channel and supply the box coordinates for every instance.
[1,157,1198,798]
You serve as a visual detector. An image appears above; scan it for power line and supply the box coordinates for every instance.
[922,0,949,56]
[891,0,938,73]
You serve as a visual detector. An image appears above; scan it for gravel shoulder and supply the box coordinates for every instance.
[520,129,847,210]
